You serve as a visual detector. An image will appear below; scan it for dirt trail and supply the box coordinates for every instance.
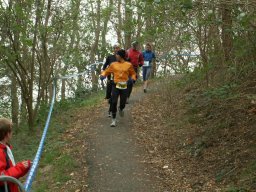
[48,77,255,192]
[86,87,160,192]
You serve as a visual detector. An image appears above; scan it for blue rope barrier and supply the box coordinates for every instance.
[174,54,199,57]
[59,62,103,80]
[23,61,103,191]
[158,53,200,60]
[24,79,56,192]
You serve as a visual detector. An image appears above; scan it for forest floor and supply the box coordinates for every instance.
[34,76,256,192]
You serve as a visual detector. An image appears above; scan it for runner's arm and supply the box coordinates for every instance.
[125,49,130,61]
[102,56,110,70]
[129,65,137,81]
[152,52,156,65]
[101,64,113,77]
[138,52,144,67]
[0,159,31,179]
[152,52,156,59]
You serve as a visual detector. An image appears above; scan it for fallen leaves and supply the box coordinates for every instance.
[131,79,256,191]
[248,107,256,114]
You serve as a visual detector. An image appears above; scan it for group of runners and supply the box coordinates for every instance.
[100,41,156,127]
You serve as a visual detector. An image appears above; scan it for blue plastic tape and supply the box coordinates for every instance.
[24,61,103,191]
[24,80,56,191]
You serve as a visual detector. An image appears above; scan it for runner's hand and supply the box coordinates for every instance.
[22,160,31,168]
[100,75,106,81]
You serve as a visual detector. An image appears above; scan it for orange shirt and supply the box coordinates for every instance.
[101,61,136,83]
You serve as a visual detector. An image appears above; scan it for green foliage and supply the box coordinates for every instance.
[1,0,256,189]
[237,161,256,191]
[56,90,104,111]
[12,131,39,163]
[36,102,50,126]
[188,139,208,157]
[224,187,248,192]
[203,84,238,99]
[216,167,234,183]
[12,90,104,190]
[52,154,74,182]
[34,183,48,192]
[101,6,113,17]
[175,67,205,88]
[180,0,193,10]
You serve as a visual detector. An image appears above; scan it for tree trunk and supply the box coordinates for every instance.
[11,74,19,131]
[34,0,53,125]
[116,0,122,46]
[221,4,233,62]
[89,0,101,91]
[89,0,101,63]
[100,0,113,61]
[27,0,41,130]
[124,0,132,49]
[48,83,53,104]
[20,95,27,128]
[61,79,66,100]
[145,1,153,43]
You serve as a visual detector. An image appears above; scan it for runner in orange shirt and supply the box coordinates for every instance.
[101,49,136,127]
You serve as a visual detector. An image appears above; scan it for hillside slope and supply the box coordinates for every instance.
[131,77,256,191]
[33,77,255,192]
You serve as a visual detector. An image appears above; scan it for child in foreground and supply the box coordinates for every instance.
[0,118,31,192]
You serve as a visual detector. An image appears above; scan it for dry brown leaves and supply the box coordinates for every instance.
[131,79,256,192]
[43,103,104,192]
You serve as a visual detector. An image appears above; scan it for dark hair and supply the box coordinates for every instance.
[113,44,120,49]
[0,118,12,141]
[116,49,126,59]
[132,41,139,47]
[146,43,152,48]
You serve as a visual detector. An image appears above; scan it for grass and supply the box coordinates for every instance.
[238,161,256,191]
[11,90,105,191]
[224,187,248,192]
[180,75,256,191]
[34,183,48,192]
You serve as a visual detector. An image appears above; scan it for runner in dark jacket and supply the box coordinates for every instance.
[102,44,121,117]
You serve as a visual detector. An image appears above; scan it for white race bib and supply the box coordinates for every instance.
[116,82,127,89]
[144,61,150,67]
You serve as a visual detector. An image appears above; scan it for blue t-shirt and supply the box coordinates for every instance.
[143,51,156,67]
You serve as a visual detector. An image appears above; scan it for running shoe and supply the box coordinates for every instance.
[110,119,116,127]
[119,108,124,117]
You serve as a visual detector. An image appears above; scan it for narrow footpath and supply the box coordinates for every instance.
[86,87,160,192]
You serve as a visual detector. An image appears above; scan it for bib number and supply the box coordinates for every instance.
[144,61,150,67]
[116,82,127,89]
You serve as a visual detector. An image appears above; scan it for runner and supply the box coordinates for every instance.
[100,49,136,127]
[102,44,121,117]
[142,43,156,93]
[126,41,144,103]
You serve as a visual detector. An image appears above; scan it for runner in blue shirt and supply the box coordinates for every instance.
[142,43,156,93]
